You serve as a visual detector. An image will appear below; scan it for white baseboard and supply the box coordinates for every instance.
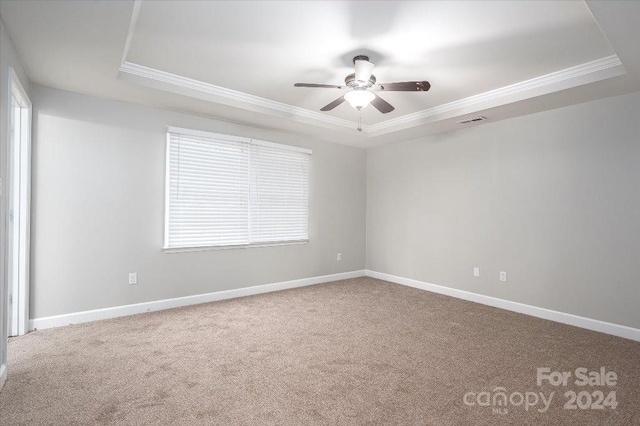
[366,270,640,342]
[30,270,365,331]
[0,364,6,392]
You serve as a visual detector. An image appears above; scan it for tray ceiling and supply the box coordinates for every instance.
[1,1,639,147]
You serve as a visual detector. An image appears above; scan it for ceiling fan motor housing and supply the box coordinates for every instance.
[345,73,376,88]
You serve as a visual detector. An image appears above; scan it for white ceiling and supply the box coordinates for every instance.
[1,1,639,148]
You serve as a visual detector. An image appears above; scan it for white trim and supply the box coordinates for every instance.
[29,270,366,331]
[119,62,357,130]
[163,240,308,253]
[8,68,30,108]
[0,364,6,392]
[163,132,171,248]
[5,67,32,337]
[365,270,640,342]
[118,55,624,137]
[367,55,624,134]
[25,269,640,341]
[120,0,142,64]
[17,82,31,337]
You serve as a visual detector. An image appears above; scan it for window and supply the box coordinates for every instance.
[164,127,311,250]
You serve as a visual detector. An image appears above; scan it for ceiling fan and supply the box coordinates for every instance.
[294,55,431,116]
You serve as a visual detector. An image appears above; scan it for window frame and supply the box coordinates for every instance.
[163,126,311,253]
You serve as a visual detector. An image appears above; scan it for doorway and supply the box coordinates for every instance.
[6,67,31,337]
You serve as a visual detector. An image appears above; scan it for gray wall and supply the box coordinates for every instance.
[1,16,31,373]
[367,91,640,329]
[31,85,366,318]
[22,72,640,331]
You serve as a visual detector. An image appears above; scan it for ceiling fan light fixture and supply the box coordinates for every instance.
[344,90,375,110]
[354,59,375,84]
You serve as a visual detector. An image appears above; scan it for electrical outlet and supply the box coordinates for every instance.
[473,267,480,278]
[129,272,138,285]
[500,271,507,282]
[336,253,342,261]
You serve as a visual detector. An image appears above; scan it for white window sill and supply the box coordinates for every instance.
[163,240,309,254]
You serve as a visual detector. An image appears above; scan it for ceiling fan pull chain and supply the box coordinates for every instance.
[358,110,363,132]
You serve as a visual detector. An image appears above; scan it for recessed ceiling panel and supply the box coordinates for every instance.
[127,1,614,124]
[1,0,635,148]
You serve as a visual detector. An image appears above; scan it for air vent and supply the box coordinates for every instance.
[457,116,487,124]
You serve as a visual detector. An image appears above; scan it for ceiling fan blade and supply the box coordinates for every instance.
[375,81,431,92]
[320,96,346,111]
[354,59,375,84]
[371,93,394,114]
[294,83,345,89]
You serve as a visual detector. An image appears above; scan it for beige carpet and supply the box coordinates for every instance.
[1,277,639,425]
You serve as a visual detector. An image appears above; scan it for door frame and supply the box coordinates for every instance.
[5,66,31,338]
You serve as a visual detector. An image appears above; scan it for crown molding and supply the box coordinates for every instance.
[118,3,626,138]
[118,61,358,131]
[120,0,142,64]
[118,55,624,137]
[367,55,625,134]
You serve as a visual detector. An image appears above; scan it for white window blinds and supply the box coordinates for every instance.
[165,127,310,249]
